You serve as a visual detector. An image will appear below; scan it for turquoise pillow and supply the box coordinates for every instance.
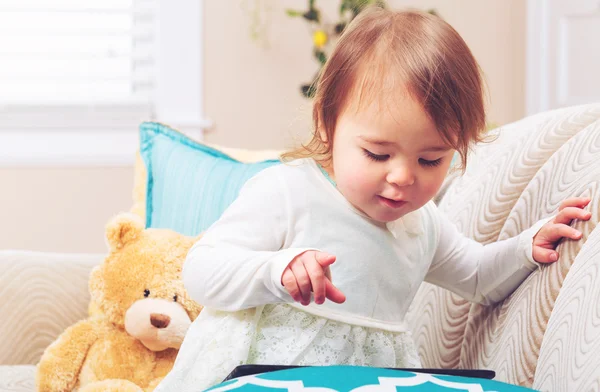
[207,365,534,391]
[139,122,281,235]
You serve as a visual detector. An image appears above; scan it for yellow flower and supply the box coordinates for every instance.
[313,30,328,48]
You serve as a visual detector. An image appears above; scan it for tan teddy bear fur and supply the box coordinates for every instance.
[36,213,202,392]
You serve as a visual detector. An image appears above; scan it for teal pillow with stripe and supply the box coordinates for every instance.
[139,122,281,235]
[206,365,534,391]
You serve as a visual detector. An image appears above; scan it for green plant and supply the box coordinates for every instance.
[286,0,388,98]
[286,1,441,98]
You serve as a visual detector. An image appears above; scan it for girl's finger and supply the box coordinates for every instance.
[559,197,591,211]
[532,246,559,264]
[324,265,332,281]
[305,259,326,304]
[325,278,346,304]
[281,268,303,303]
[314,252,337,268]
[554,206,592,225]
[291,259,312,305]
[543,223,582,243]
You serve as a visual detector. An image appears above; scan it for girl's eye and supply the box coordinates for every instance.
[419,158,443,167]
[363,149,389,162]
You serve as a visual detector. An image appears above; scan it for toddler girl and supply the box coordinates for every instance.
[157,7,591,391]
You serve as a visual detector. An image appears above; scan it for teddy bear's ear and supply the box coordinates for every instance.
[105,213,144,251]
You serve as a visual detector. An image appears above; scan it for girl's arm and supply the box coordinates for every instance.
[424,206,552,305]
[182,167,312,311]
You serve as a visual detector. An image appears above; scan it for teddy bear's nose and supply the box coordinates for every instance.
[150,313,171,329]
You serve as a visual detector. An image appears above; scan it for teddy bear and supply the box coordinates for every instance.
[36,213,203,392]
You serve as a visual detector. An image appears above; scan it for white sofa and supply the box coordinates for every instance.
[2,103,600,391]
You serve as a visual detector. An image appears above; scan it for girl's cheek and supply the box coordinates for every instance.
[351,168,376,192]
[422,172,447,198]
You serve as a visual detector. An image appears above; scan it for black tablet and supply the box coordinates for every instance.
[223,364,496,382]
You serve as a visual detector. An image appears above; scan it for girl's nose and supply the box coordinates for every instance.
[386,165,415,186]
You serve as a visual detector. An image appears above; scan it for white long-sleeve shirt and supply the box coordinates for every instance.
[183,158,548,332]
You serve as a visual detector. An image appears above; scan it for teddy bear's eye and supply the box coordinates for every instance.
[144,289,150,298]
[173,294,178,302]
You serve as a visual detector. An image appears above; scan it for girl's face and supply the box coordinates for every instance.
[322,93,455,223]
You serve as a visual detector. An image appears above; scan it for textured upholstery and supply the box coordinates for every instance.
[407,103,600,391]
[0,251,104,391]
[0,251,103,366]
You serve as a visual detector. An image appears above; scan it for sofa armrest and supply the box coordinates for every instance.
[533,225,600,391]
[0,250,104,365]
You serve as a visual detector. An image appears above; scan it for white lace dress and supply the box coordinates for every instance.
[155,159,548,392]
[155,303,421,392]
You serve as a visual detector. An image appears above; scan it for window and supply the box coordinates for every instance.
[0,0,209,166]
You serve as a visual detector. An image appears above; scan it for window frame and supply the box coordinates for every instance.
[0,0,210,167]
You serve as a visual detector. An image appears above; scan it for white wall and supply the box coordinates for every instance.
[0,0,528,253]
[203,0,527,148]
[0,167,134,253]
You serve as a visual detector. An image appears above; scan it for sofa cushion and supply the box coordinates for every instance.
[0,365,36,392]
[453,104,600,387]
[0,251,103,367]
[407,103,600,388]
[138,122,281,235]
[533,223,600,391]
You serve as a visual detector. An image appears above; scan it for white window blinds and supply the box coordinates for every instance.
[0,0,156,129]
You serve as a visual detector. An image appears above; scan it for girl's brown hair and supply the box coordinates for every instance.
[281,7,487,171]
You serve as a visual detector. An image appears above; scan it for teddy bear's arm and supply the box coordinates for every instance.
[36,319,99,392]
